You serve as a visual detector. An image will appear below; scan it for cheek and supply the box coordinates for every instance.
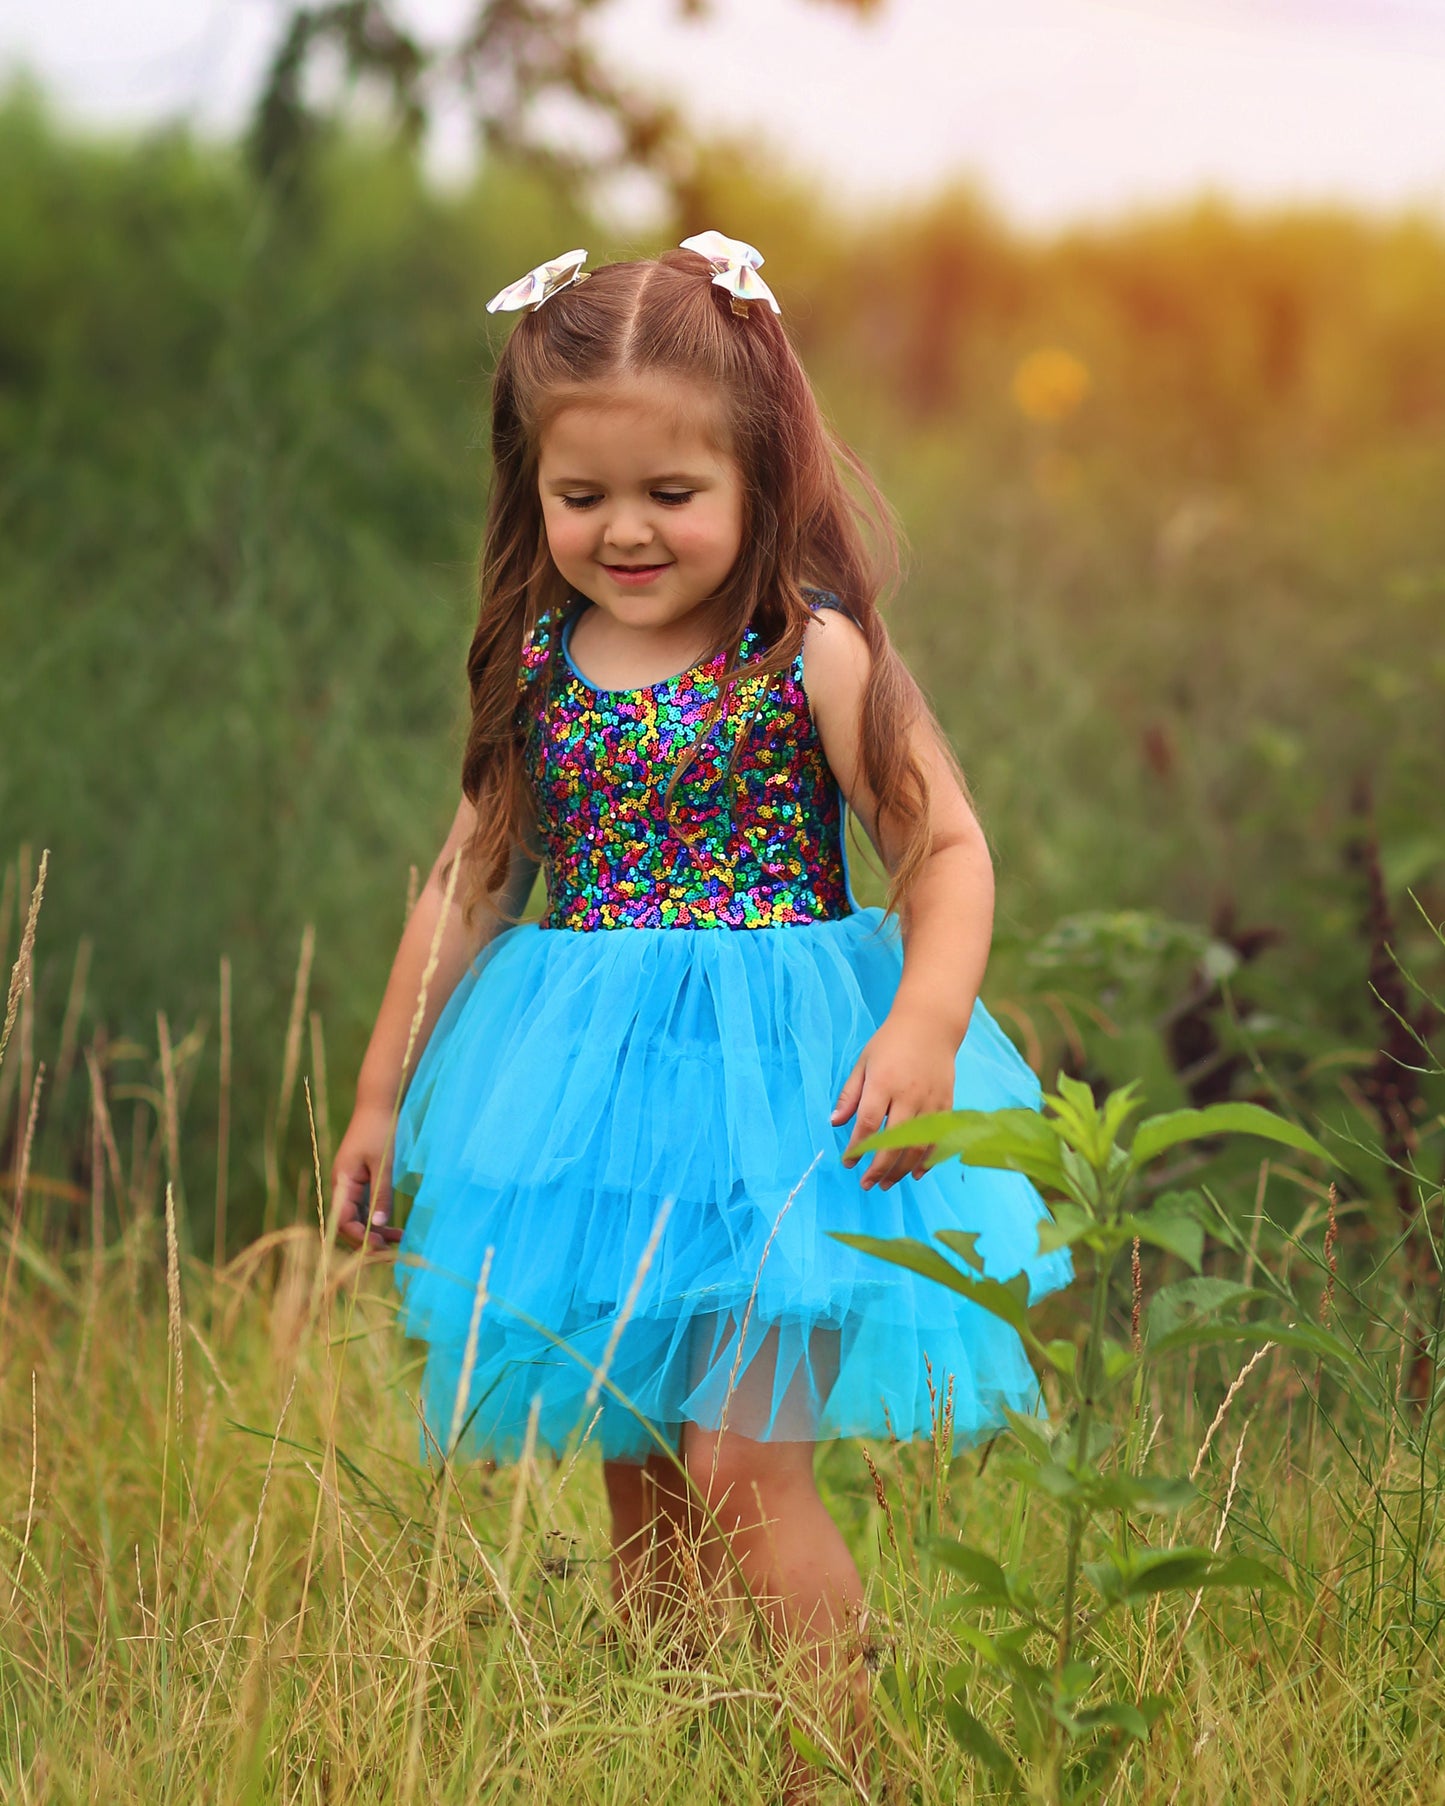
[542,506,592,565]
[670,500,743,569]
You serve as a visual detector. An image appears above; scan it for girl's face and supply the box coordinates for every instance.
[536,373,745,631]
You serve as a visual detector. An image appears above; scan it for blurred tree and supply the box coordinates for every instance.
[251,0,884,213]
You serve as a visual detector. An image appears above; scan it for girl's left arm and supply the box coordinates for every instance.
[802,607,996,1192]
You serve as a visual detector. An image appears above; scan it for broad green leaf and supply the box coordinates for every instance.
[1036,1202,1094,1254]
[1101,1337,1135,1381]
[1074,1700,1152,1740]
[1146,1318,1356,1368]
[930,1542,1010,1602]
[861,1107,1069,1192]
[1085,1546,1292,1604]
[1100,1081,1146,1148]
[1122,1210,1204,1272]
[1001,1409,1057,1461]
[1042,1338,1078,1379]
[1147,1278,1263,1342]
[1084,1547,1218,1603]
[1047,1074,1110,1166]
[939,1625,1033,1675]
[1089,1473,1197,1516]
[942,1699,1021,1787]
[939,1228,984,1273]
[1129,1103,1329,1172]
[1197,1554,1293,1594]
[831,1233,1038,1340]
[1056,1659,1097,1704]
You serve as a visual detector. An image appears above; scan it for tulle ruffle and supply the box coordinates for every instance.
[392,907,1072,1465]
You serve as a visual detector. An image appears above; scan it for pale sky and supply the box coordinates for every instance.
[5,0,1445,228]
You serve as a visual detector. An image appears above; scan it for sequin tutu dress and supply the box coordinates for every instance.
[391,592,1072,1465]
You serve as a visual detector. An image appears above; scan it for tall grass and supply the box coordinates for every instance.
[1,874,1441,1801]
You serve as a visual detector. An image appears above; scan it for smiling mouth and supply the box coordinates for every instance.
[601,562,671,583]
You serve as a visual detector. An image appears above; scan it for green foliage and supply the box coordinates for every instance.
[833,1083,1345,1802]
[4,86,1445,1245]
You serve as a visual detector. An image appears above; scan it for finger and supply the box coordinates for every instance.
[830,1055,867,1129]
[873,1146,926,1191]
[359,1178,402,1251]
[332,1168,370,1246]
[843,1091,887,1171]
[867,1145,915,1191]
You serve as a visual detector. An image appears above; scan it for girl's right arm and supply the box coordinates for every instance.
[332,797,541,1250]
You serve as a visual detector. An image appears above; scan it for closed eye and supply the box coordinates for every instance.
[559,493,603,511]
[652,489,695,506]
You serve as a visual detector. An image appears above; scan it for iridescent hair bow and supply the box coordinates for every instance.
[486,248,589,315]
[679,230,781,317]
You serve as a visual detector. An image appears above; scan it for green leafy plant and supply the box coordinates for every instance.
[833,1077,1345,1803]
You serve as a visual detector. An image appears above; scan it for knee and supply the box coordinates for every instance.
[681,1426,808,1528]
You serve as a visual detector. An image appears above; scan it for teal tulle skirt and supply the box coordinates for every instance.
[392,907,1072,1466]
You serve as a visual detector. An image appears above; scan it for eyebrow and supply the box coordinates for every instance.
[540,471,714,489]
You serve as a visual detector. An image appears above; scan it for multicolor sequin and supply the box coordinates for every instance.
[516,594,854,931]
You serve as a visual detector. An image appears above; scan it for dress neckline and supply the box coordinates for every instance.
[560,597,739,698]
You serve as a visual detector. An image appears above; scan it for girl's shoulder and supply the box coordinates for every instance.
[798,587,872,727]
[802,585,859,627]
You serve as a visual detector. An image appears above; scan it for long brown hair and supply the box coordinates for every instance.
[460,245,964,926]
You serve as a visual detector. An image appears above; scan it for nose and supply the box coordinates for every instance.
[602,504,653,552]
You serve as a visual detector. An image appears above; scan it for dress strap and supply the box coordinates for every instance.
[803,586,861,628]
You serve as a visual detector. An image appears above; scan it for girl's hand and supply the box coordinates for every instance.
[831,1010,958,1192]
[332,1102,404,1251]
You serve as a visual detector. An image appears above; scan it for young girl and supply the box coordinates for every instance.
[332,231,1071,1782]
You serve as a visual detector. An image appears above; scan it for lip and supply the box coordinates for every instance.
[601,562,671,587]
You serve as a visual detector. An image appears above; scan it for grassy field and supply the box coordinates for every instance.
[1,883,1441,1802]
[3,87,1444,1802]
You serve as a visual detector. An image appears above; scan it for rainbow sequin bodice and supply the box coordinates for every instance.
[516,595,855,931]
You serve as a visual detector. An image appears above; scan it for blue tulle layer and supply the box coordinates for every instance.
[392,907,1073,1465]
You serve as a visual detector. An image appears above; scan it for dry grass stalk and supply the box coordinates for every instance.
[307,1008,332,1181]
[157,1010,183,1211]
[84,1048,126,1224]
[9,1369,38,1607]
[583,1194,674,1416]
[459,1516,554,1724]
[0,846,46,1077]
[197,1371,297,1727]
[504,1395,543,1586]
[711,1149,824,1479]
[446,1243,496,1459]
[1191,1340,1275,1482]
[52,933,92,1105]
[1241,1159,1269,1294]
[1,1059,46,1336]
[164,1179,185,1435]
[1131,1234,1144,1355]
[215,954,231,1271]
[861,1445,901,1563]
[266,924,316,1227]
[1321,1183,1339,1328]
[1164,1421,1251,1695]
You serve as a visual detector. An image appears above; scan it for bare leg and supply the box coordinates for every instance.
[682,1425,872,1803]
[602,1447,703,1639]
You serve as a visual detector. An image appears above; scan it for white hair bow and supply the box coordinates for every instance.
[679,230,781,316]
[486,248,589,315]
